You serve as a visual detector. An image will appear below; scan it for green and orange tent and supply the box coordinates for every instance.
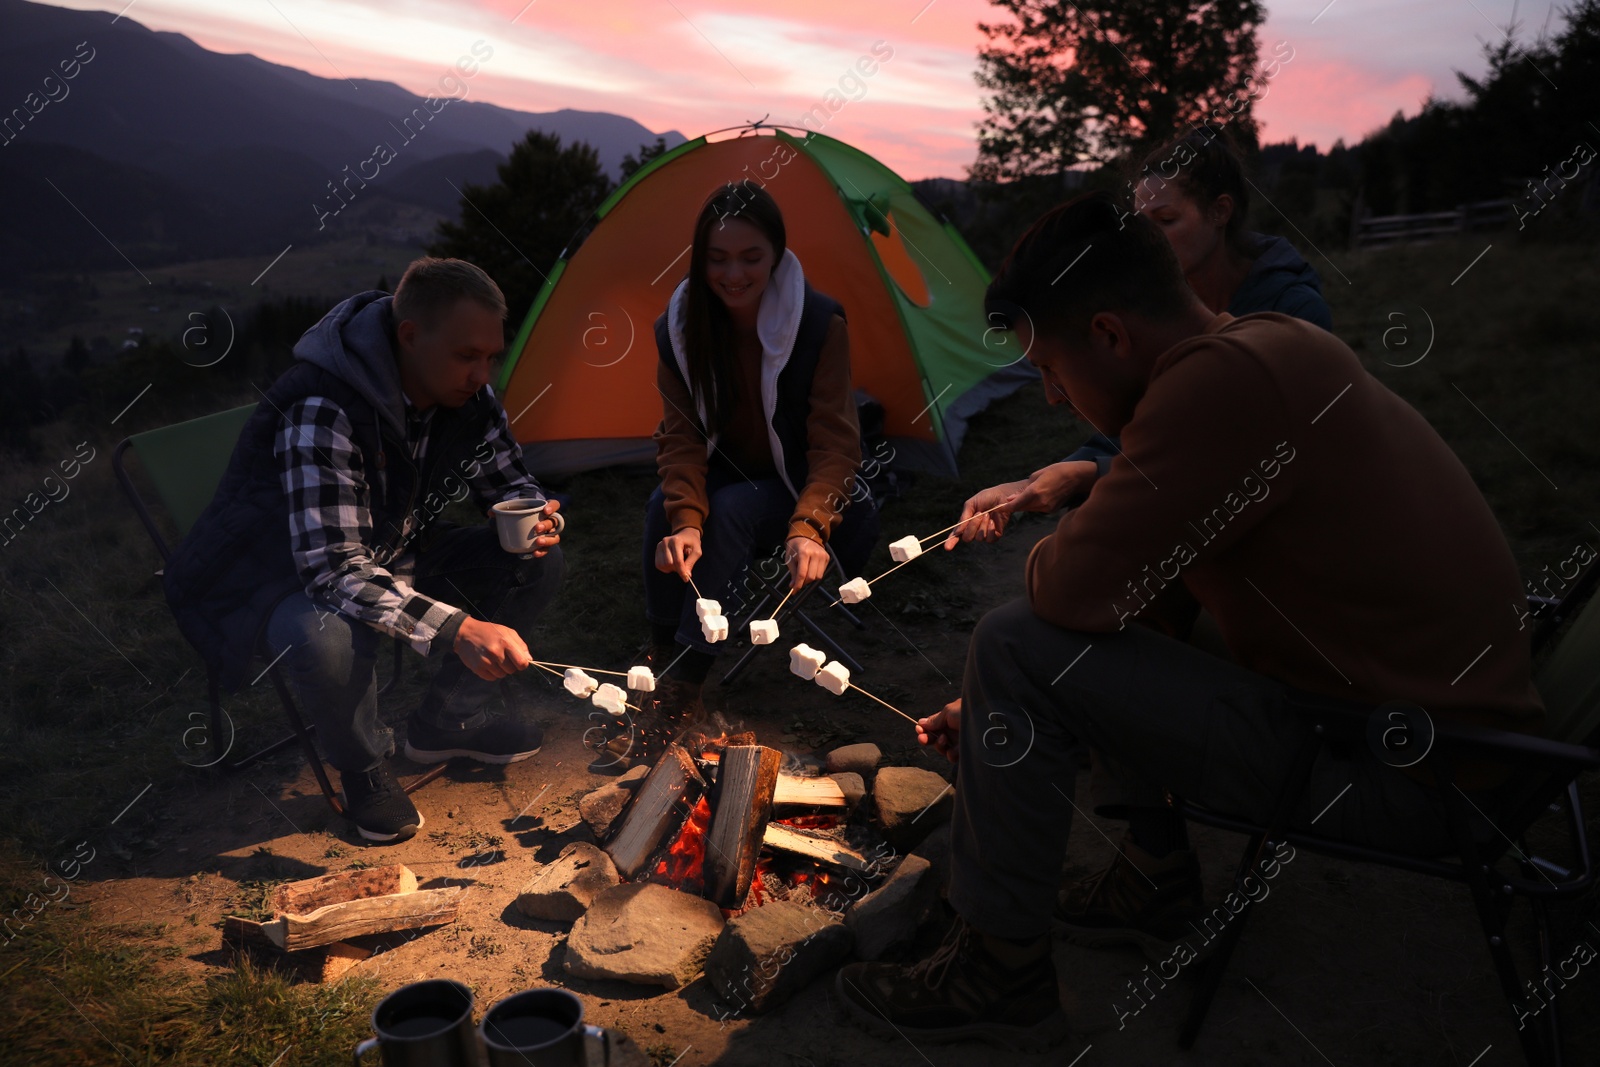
[495,125,1034,477]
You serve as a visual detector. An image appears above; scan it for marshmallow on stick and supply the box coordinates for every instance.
[815,660,851,696]
[695,598,721,620]
[563,668,599,698]
[789,643,826,680]
[838,577,872,604]
[888,535,923,563]
[592,683,628,716]
[749,619,779,645]
[702,614,729,642]
[626,665,656,692]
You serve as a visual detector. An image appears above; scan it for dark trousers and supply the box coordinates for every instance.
[642,464,879,655]
[949,597,1509,939]
[263,523,563,774]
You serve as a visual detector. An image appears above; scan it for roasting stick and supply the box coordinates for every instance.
[531,660,630,677]
[827,501,1013,607]
[826,550,923,607]
[763,586,796,622]
[918,500,1011,545]
[845,680,920,725]
[528,661,643,713]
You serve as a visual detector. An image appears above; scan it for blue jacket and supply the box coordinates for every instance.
[1229,232,1332,330]
[1063,232,1333,479]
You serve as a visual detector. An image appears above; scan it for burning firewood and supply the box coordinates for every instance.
[703,745,782,908]
[761,823,873,873]
[772,774,847,811]
[605,743,707,880]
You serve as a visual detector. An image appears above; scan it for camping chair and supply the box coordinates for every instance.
[113,404,446,817]
[722,541,867,684]
[1170,562,1600,1067]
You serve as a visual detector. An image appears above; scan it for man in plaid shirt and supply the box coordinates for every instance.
[166,258,562,841]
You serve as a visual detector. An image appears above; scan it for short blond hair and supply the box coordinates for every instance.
[393,257,506,329]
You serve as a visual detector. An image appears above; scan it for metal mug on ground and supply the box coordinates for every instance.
[492,497,564,557]
[352,978,479,1066]
[480,987,598,1067]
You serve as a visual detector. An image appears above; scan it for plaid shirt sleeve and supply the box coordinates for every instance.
[275,397,466,656]
[462,385,547,511]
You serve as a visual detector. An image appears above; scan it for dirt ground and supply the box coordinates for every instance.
[71,527,1599,1067]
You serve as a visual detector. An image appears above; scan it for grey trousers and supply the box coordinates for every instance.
[948,598,1508,939]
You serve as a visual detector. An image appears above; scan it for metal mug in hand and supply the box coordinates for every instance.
[492,497,564,556]
[352,979,479,1066]
[480,988,597,1067]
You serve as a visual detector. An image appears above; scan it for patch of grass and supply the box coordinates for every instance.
[0,854,377,1066]
[1326,236,1600,561]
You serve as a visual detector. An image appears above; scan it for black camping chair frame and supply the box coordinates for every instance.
[1172,564,1600,1067]
[113,438,446,817]
[722,541,866,684]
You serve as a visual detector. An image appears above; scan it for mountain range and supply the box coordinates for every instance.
[0,0,685,280]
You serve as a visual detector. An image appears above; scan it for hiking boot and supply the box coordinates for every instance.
[1053,834,1206,963]
[835,914,1074,1051]
[403,710,542,764]
[340,764,423,843]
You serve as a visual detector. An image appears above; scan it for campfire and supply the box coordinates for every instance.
[609,731,891,915]
[515,726,954,1014]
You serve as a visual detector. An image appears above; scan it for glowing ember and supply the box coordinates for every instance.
[651,795,712,895]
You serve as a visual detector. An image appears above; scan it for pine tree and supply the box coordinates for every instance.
[427,131,614,326]
[621,138,671,181]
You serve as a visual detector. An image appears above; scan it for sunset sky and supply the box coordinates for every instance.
[58,0,1530,179]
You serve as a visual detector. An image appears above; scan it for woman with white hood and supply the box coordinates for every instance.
[606,180,877,767]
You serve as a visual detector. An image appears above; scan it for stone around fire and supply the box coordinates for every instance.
[515,842,621,922]
[564,883,726,989]
[872,766,953,851]
[706,899,853,1014]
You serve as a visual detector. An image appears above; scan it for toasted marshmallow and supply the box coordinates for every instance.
[815,660,851,696]
[888,535,923,563]
[838,577,872,604]
[789,643,826,680]
[563,668,598,698]
[592,683,628,716]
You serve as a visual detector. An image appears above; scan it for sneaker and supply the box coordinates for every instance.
[1053,834,1206,963]
[403,711,542,764]
[835,915,1074,1051]
[340,764,424,843]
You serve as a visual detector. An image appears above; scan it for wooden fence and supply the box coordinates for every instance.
[1352,199,1513,248]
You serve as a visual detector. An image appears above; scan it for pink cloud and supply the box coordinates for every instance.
[1254,55,1437,151]
[51,0,1466,178]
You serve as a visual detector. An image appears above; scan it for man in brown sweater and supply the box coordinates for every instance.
[835,191,1543,1050]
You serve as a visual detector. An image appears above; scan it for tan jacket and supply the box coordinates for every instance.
[655,312,860,544]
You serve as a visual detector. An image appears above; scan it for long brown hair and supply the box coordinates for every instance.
[680,180,787,436]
